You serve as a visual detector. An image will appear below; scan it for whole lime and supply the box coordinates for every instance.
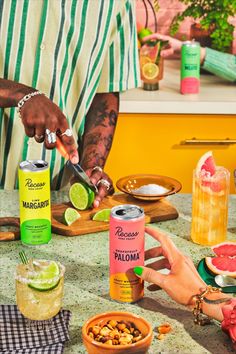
[138,28,153,42]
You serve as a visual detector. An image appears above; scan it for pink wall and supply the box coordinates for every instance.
[136,0,236,54]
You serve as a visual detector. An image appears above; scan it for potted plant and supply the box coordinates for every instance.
[170,0,236,53]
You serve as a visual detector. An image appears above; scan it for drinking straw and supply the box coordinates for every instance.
[19,251,29,264]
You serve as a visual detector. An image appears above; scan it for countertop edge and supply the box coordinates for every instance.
[119,100,236,115]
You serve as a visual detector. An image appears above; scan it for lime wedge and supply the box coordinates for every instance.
[92,209,111,222]
[69,182,94,210]
[28,260,60,291]
[63,207,81,226]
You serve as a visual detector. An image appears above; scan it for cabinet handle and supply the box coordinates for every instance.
[182,138,236,145]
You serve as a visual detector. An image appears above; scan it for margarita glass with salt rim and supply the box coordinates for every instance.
[16,255,65,322]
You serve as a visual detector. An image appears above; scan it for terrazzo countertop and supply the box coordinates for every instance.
[0,191,235,354]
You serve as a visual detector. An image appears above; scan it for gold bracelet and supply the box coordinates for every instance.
[192,285,223,326]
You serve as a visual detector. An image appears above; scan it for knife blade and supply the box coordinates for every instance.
[66,160,98,194]
[56,139,98,194]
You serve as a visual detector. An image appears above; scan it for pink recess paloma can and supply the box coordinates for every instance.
[109,204,145,303]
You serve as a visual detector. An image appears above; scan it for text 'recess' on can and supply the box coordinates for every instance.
[180,40,200,94]
[18,160,51,245]
[109,204,145,303]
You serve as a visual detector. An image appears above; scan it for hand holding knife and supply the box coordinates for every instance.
[56,139,98,194]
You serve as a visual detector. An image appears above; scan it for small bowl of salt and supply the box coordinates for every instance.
[116,174,182,201]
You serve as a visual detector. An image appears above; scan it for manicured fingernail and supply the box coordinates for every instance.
[94,200,99,208]
[71,156,79,164]
[133,266,143,276]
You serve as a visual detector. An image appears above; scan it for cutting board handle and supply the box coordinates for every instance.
[0,217,20,241]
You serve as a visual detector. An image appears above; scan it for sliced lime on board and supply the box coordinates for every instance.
[69,182,95,210]
[92,208,111,222]
[28,260,60,291]
[63,207,81,226]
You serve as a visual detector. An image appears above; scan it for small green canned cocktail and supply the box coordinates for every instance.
[16,258,65,321]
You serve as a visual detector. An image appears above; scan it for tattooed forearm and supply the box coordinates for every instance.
[85,133,113,151]
[81,150,106,168]
[80,92,119,170]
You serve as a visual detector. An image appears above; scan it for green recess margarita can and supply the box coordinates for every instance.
[181,41,200,94]
[18,160,51,245]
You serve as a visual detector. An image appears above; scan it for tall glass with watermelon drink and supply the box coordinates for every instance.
[191,151,230,246]
[139,39,165,91]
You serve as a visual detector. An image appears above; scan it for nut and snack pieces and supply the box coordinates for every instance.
[156,323,172,340]
[87,319,144,345]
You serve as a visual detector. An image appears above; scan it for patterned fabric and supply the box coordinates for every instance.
[221,298,236,349]
[202,48,236,82]
[0,305,71,353]
[0,0,140,190]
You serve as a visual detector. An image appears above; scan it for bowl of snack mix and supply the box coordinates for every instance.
[82,311,153,354]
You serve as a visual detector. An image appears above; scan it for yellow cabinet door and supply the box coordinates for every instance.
[105,113,236,193]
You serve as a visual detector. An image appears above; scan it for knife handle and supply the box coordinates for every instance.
[56,139,69,159]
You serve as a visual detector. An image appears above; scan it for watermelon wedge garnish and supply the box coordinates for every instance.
[196,151,216,177]
[205,241,236,278]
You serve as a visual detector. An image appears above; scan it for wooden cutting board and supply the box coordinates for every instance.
[51,193,178,236]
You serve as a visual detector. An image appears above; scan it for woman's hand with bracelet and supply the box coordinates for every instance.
[133,227,207,307]
[133,227,231,320]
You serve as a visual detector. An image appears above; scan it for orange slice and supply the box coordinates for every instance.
[139,55,152,68]
[142,62,159,80]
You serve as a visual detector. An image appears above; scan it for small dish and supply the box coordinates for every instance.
[82,311,153,354]
[116,174,182,201]
[197,258,236,294]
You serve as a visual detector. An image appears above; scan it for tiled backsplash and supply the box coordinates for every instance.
[136,0,236,54]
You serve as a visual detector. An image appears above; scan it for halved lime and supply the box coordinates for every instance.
[69,182,95,210]
[92,208,111,222]
[28,260,60,291]
[63,207,81,226]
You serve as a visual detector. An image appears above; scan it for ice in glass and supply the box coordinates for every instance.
[16,259,64,321]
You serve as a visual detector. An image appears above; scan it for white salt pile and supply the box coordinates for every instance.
[132,184,170,195]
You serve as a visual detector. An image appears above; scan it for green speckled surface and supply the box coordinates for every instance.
[0,191,235,354]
